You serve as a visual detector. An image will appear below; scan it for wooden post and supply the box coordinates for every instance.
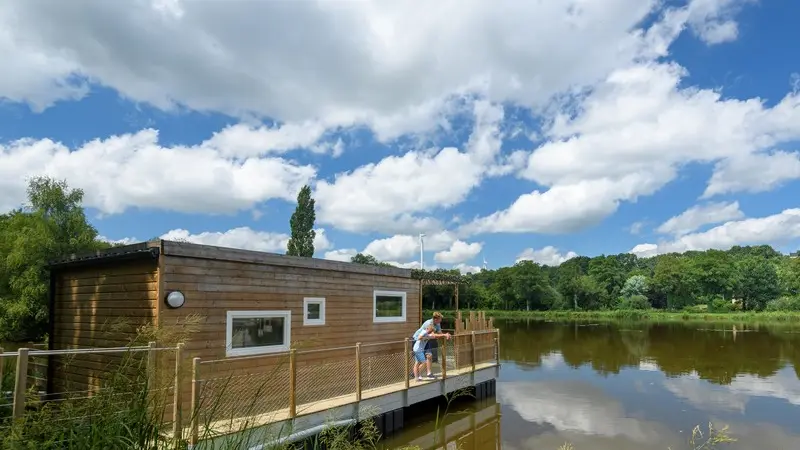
[0,348,4,392]
[440,340,447,379]
[404,339,410,389]
[189,357,201,447]
[495,330,501,366]
[172,343,184,440]
[470,332,477,372]
[355,343,362,401]
[455,284,459,311]
[289,349,297,418]
[13,348,29,420]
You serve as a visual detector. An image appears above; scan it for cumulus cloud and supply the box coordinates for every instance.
[631,208,800,257]
[0,0,712,130]
[362,231,456,262]
[434,240,483,265]
[314,101,503,234]
[703,150,800,198]
[0,129,315,215]
[656,201,744,237]
[158,227,332,254]
[323,248,358,263]
[516,246,579,266]
[463,61,800,236]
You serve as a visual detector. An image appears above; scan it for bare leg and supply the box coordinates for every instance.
[426,353,433,375]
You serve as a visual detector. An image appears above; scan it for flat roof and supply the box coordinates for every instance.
[49,239,413,278]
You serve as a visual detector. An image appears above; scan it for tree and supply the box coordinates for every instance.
[351,253,394,267]
[735,257,781,310]
[621,275,649,298]
[0,177,108,341]
[286,185,316,257]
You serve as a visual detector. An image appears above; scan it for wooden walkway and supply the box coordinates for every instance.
[205,361,498,436]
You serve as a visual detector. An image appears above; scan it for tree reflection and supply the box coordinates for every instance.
[499,320,800,385]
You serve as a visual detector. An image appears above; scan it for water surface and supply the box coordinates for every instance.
[383,319,800,449]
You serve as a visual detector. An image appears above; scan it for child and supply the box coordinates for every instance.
[413,324,436,381]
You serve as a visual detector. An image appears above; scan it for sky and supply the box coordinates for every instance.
[1,0,799,273]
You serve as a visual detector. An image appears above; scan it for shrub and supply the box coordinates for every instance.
[618,295,651,310]
[765,296,800,312]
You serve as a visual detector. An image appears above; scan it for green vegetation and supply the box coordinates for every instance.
[0,177,113,342]
[432,309,800,323]
[359,246,800,320]
[286,185,316,258]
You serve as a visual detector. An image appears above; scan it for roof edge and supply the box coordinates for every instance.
[48,240,161,270]
[160,240,413,278]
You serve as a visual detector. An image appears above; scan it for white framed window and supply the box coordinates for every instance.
[373,290,407,323]
[303,297,326,326]
[226,310,291,357]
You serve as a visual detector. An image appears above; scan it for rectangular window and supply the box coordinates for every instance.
[303,297,326,326]
[373,290,407,323]
[226,310,291,357]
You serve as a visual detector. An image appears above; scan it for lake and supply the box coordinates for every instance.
[381,319,800,449]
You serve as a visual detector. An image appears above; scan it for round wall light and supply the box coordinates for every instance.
[165,290,186,309]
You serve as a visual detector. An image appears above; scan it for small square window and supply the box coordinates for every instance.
[303,297,326,326]
[226,311,291,357]
[373,290,406,323]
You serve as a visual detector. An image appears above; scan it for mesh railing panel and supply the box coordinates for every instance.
[199,369,290,424]
[295,359,356,406]
[360,351,406,391]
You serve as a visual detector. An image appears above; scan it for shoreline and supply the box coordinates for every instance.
[427,309,800,324]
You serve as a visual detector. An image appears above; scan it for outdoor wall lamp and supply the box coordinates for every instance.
[165,290,186,309]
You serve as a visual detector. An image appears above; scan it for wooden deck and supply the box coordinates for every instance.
[201,361,498,437]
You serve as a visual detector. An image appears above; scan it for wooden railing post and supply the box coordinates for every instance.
[0,348,5,391]
[13,348,29,420]
[355,343,362,401]
[495,329,501,365]
[289,349,297,418]
[189,357,201,447]
[172,343,184,440]
[440,340,447,379]
[470,332,477,372]
[403,339,410,389]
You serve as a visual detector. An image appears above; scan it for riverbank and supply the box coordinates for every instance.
[428,309,800,324]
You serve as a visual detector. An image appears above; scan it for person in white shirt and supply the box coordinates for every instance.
[412,324,436,381]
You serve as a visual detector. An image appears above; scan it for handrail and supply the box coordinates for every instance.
[0,345,177,358]
[200,330,499,365]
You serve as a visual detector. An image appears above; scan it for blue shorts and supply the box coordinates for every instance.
[413,350,427,363]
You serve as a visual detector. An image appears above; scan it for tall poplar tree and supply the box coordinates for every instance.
[286,185,316,257]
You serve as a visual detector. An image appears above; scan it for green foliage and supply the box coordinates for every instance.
[286,185,316,258]
[765,296,800,312]
[0,177,110,342]
[618,294,651,310]
[735,256,781,310]
[621,275,649,298]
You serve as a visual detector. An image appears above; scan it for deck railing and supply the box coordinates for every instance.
[0,329,500,446]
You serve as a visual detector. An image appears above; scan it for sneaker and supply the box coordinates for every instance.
[416,376,423,381]
[426,373,436,379]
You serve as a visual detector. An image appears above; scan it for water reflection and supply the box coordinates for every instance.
[497,319,800,449]
[382,319,800,448]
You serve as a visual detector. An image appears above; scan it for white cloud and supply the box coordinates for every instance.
[516,246,579,266]
[0,129,315,215]
[98,235,138,246]
[434,240,482,265]
[159,227,332,254]
[203,122,333,158]
[0,0,725,133]
[362,231,456,262]
[703,150,800,198]
[656,201,744,237]
[631,208,800,257]
[463,59,800,236]
[314,101,503,234]
[454,263,482,275]
[685,0,754,45]
[323,248,357,262]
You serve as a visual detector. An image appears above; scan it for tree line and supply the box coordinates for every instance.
[352,243,800,314]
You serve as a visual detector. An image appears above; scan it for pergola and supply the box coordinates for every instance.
[411,269,471,319]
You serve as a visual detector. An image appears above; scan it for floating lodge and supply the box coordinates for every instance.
[11,240,501,448]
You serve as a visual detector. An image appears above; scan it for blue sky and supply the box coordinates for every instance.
[1,0,799,272]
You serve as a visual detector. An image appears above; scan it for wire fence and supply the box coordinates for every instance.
[0,330,500,447]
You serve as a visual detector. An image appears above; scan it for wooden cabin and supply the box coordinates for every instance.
[46,240,423,423]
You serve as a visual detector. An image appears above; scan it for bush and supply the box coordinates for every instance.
[765,296,800,312]
[618,295,651,310]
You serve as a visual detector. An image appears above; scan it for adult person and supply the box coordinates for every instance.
[411,312,451,379]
